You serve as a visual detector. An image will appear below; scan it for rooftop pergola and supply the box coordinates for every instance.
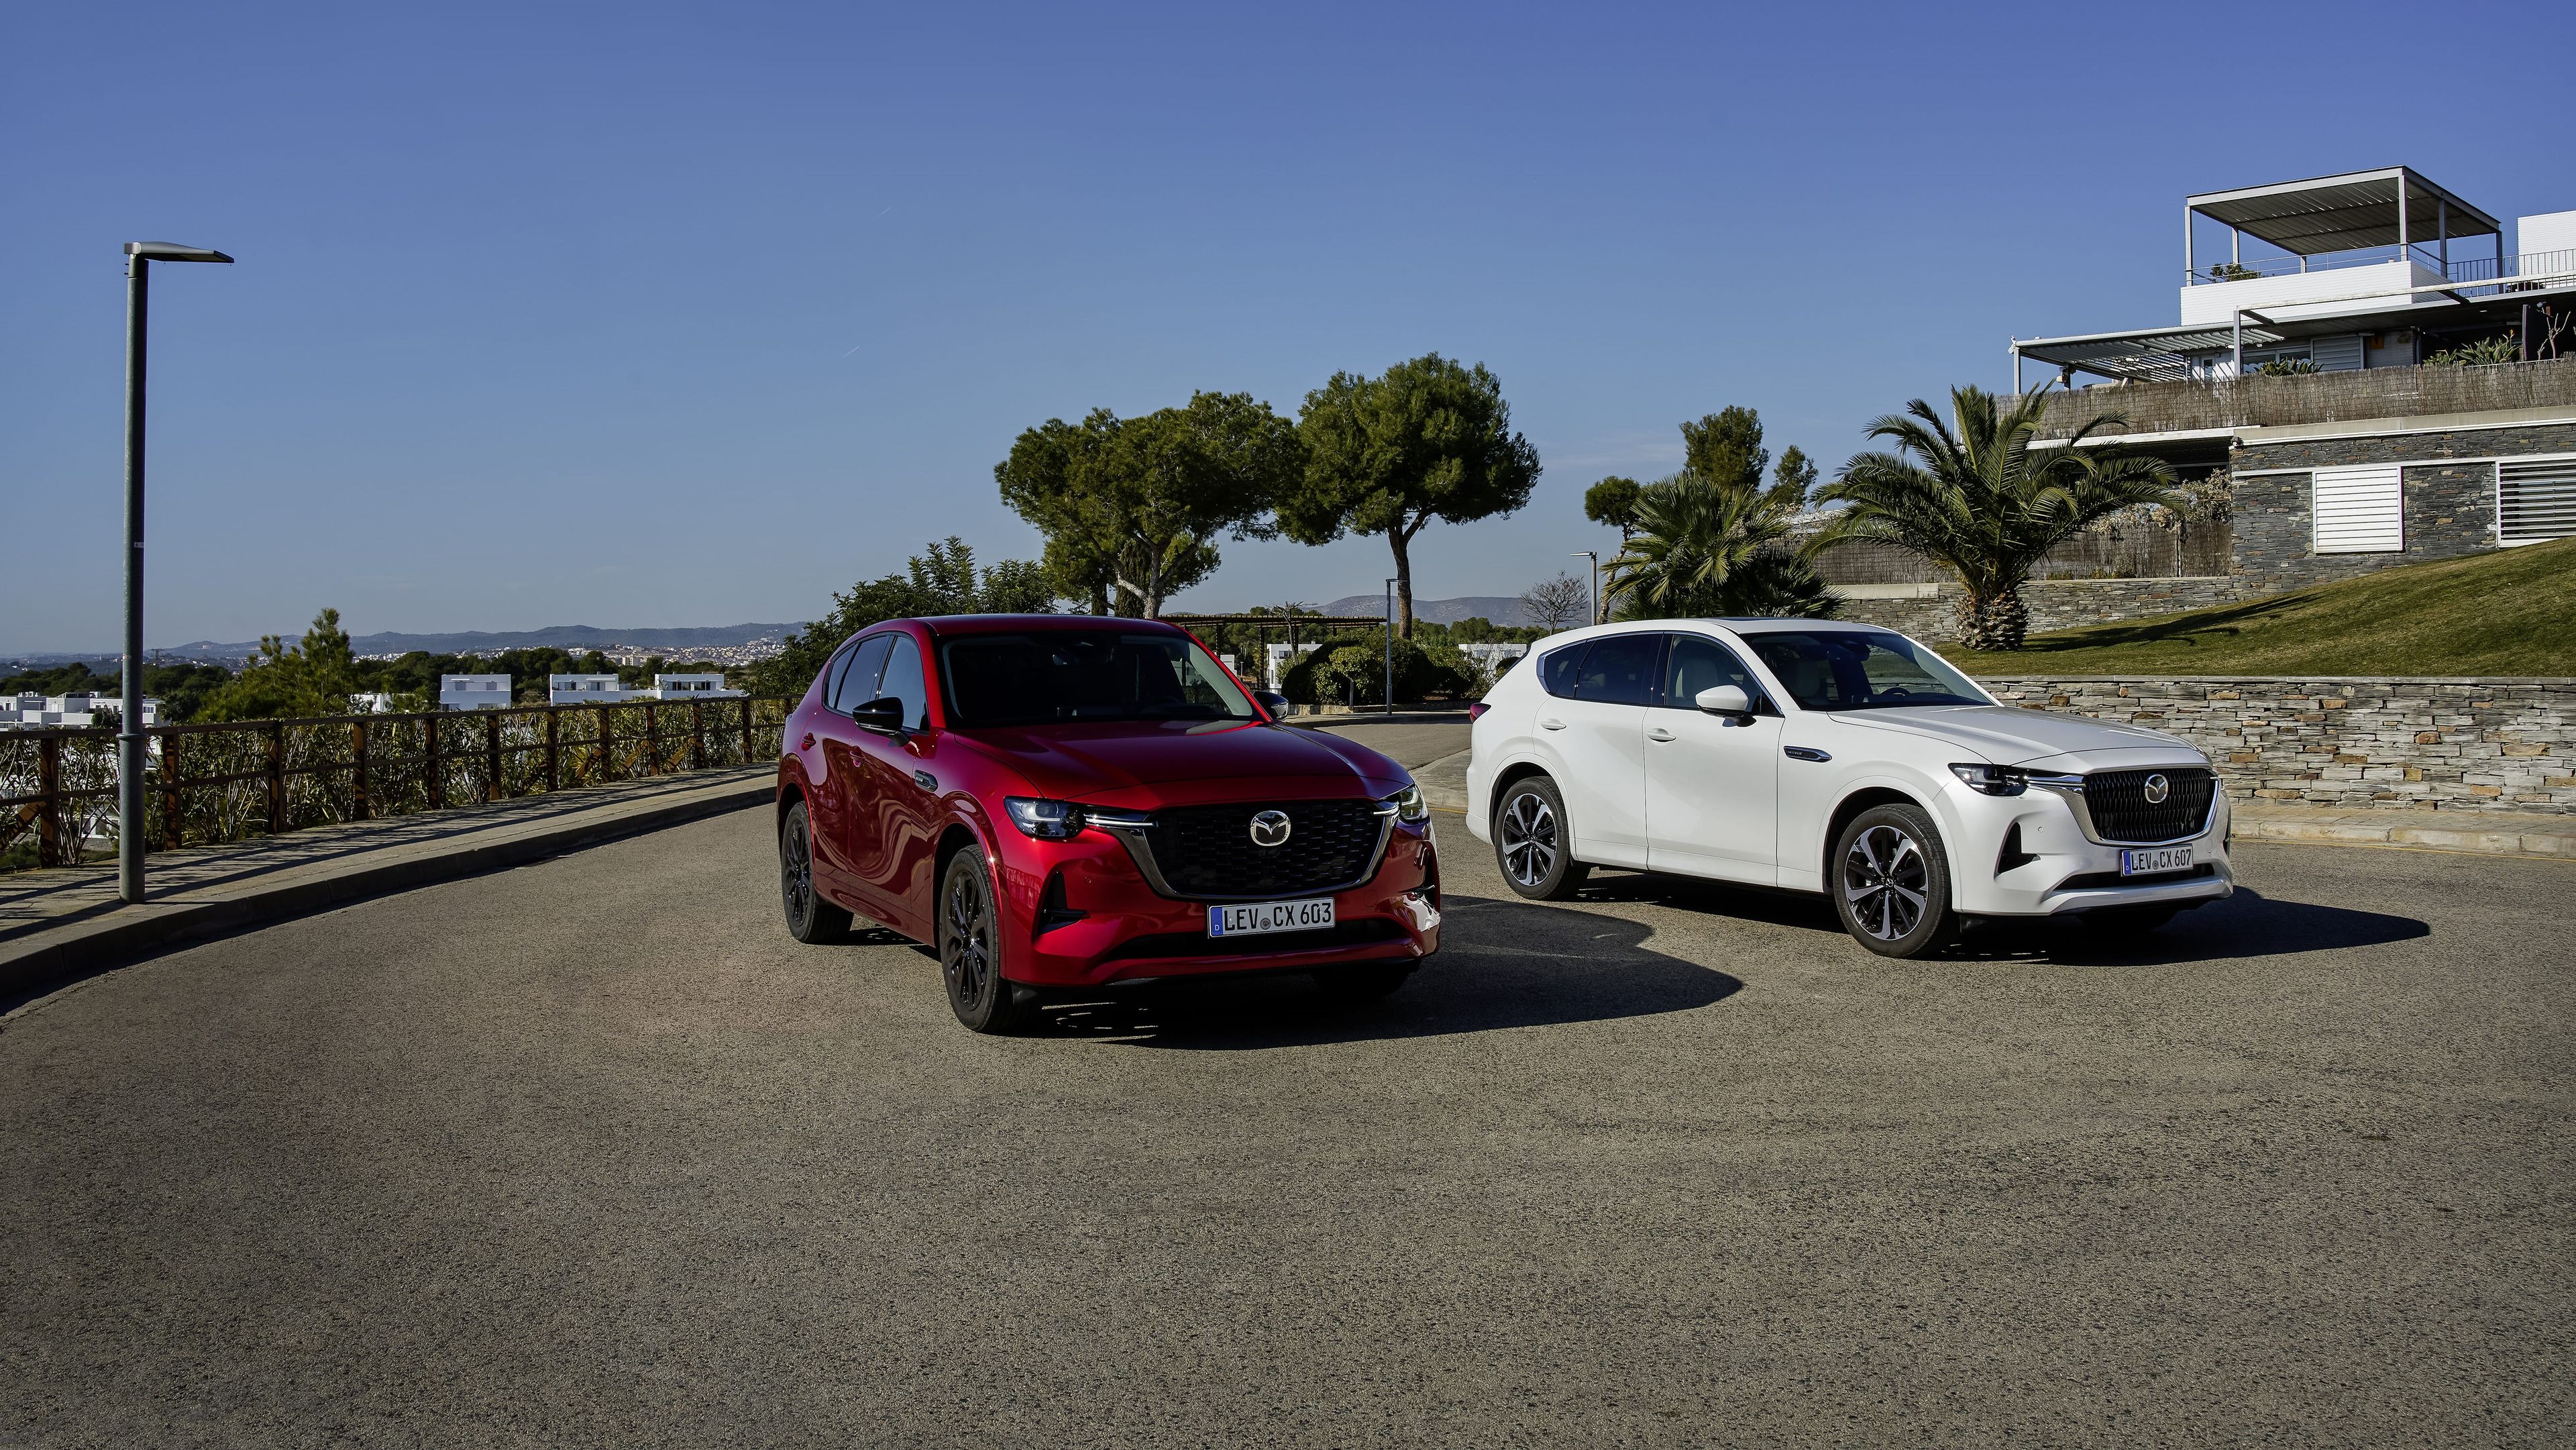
[2187,166,2502,276]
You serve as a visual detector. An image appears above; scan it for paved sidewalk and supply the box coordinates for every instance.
[1,768,770,1000]
[1411,749,2575,862]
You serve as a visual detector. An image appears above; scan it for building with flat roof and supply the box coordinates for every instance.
[2004,167,2576,592]
[438,674,512,711]
[1,693,161,729]
[649,674,739,700]
[548,674,637,705]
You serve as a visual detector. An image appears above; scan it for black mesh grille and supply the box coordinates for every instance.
[2084,768,2216,843]
[1142,799,1387,898]
[1106,917,1409,962]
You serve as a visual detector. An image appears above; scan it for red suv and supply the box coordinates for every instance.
[775,615,1442,1031]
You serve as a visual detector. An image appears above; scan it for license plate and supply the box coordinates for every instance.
[1208,897,1336,938]
[2120,845,2194,877]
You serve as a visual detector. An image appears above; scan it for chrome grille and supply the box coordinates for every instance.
[2084,767,2216,843]
[1143,799,1387,898]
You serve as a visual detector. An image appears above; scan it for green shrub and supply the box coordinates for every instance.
[1280,631,1478,705]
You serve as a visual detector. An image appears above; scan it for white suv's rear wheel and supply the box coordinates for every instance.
[1494,777,1589,900]
[1831,804,1957,958]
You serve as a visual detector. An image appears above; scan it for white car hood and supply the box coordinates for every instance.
[1829,705,2195,766]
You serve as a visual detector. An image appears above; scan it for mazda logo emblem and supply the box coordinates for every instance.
[1248,809,1293,847]
[2143,774,2170,805]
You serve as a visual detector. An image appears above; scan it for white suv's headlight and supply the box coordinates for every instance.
[1949,763,2029,796]
[1385,783,1430,823]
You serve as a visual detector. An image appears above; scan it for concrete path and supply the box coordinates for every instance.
[0,768,769,1001]
[3,805,2565,1447]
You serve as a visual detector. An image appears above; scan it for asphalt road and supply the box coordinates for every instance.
[3,807,2569,1448]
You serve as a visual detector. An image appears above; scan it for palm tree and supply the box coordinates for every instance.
[1816,385,2175,650]
[1604,468,1837,620]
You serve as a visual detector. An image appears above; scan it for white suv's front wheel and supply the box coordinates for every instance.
[1831,803,1959,959]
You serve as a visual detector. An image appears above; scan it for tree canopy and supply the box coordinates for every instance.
[1281,354,1540,638]
[1583,476,1643,539]
[996,392,1301,618]
[1605,407,1837,622]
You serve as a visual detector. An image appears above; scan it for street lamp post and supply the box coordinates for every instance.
[119,240,233,905]
[1383,578,1397,716]
[1570,551,1599,625]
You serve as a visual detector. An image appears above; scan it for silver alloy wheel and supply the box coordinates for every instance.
[943,864,996,1012]
[1499,790,1558,888]
[1842,823,1930,941]
[782,815,815,924]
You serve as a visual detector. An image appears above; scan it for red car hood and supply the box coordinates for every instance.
[959,720,1405,802]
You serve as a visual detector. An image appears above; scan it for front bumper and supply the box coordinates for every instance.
[991,813,1441,988]
[1949,782,2235,918]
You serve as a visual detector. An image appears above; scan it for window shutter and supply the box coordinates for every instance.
[2311,465,2404,554]
[2498,458,2576,545]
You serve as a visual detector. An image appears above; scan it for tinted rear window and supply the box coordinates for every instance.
[1574,633,1664,707]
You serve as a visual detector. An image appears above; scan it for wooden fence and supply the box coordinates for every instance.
[1,696,791,871]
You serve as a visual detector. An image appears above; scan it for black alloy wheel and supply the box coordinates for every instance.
[939,850,1030,1034]
[1831,803,1959,959]
[780,801,851,944]
[1494,776,1589,901]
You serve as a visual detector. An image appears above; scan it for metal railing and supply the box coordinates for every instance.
[1,695,791,872]
[2188,246,2576,292]
[2013,353,2576,439]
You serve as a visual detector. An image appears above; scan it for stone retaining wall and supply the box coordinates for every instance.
[1976,676,2576,814]
[1836,577,2244,640]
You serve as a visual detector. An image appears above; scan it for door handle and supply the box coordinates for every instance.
[800,732,816,751]
[1539,717,1566,731]
[1646,727,1676,742]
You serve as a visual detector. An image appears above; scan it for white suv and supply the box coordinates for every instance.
[1464,620,2233,956]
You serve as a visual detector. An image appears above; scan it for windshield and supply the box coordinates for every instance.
[940,631,1257,727]
[1745,631,1992,712]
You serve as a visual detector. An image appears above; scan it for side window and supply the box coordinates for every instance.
[1540,645,1583,699]
[830,635,894,715]
[877,635,929,729]
[1574,633,1664,707]
[1661,634,1761,709]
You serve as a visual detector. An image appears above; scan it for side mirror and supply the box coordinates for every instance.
[1253,689,1291,719]
[851,696,907,733]
[1695,684,1754,717]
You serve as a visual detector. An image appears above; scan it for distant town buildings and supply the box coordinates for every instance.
[1,693,162,729]
[438,675,512,711]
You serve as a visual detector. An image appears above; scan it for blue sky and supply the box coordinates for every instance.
[5,1,2569,651]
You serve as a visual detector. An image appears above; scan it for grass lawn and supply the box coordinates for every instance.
[1949,535,2576,678]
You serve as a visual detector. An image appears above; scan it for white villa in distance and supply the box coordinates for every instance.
[549,674,633,705]
[1,693,162,729]
[438,674,512,711]
[650,673,740,700]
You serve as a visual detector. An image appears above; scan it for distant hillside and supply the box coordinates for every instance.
[1322,594,1532,627]
[153,622,807,660]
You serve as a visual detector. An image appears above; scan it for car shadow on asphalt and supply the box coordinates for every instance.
[1964,886,2430,966]
[1022,891,1742,1049]
[1562,870,2430,968]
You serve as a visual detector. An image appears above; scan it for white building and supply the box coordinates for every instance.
[1262,642,1323,688]
[439,674,512,711]
[649,673,740,700]
[347,692,397,714]
[0,692,162,729]
[1458,642,1530,682]
[549,674,637,705]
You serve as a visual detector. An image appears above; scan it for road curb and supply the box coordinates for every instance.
[1,776,771,1002]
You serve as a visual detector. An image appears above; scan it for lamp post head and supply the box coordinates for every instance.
[123,241,234,263]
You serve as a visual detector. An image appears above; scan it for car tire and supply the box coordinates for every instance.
[1314,962,1415,1004]
[1831,803,1959,959]
[2082,903,2180,935]
[781,801,852,944]
[1494,776,1590,901]
[938,849,1031,1034]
